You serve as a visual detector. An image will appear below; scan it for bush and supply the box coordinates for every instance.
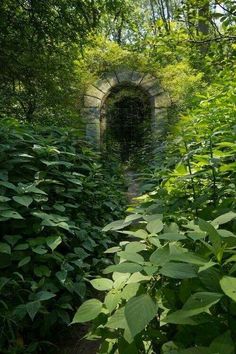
[0,119,126,353]
[160,61,203,107]
[73,211,236,353]
[137,68,236,219]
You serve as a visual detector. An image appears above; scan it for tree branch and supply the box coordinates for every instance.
[186,35,236,44]
[215,1,236,16]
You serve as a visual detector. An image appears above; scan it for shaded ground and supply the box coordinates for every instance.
[57,324,99,354]
[125,169,140,202]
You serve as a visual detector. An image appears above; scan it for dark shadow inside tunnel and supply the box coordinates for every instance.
[101,84,152,163]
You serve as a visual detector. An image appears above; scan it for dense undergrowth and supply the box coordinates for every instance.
[72,68,236,353]
[0,120,126,353]
[138,67,236,219]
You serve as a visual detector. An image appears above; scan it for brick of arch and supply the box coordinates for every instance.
[82,70,171,144]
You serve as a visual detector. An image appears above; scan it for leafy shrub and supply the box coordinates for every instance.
[138,68,236,219]
[0,119,126,353]
[73,210,236,353]
[160,61,203,107]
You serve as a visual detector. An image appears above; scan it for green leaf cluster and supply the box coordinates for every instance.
[0,119,126,352]
[73,211,236,352]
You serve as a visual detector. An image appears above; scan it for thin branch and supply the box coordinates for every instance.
[210,18,223,37]
[185,35,236,44]
[215,1,236,16]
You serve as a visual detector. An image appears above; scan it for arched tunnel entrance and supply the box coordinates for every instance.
[83,70,171,156]
[101,84,152,162]
[83,70,171,197]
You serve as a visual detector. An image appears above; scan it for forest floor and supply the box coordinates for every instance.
[124,169,140,202]
[58,324,99,354]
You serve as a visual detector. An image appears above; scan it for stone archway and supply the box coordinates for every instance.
[82,70,171,145]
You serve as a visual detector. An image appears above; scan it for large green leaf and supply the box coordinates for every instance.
[146,219,163,234]
[212,212,236,227]
[13,195,33,207]
[149,244,169,265]
[106,307,128,329]
[72,299,103,323]
[119,229,149,239]
[220,276,236,301]
[160,262,198,279]
[158,233,186,241]
[32,246,47,254]
[104,246,121,254]
[124,294,157,338]
[127,272,151,284]
[0,242,11,255]
[209,331,234,354]
[26,301,41,321]
[0,196,11,202]
[118,251,144,263]
[104,263,143,274]
[46,235,62,251]
[0,181,16,190]
[4,235,22,246]
[1,210,23,219]
[198,219,221,254]
[125,242,146,253]
[56,270,67,284]
[170,252,207,265]
[34,291,56,301]
[90,278,114,291]
[103,219,131,232]
[163,292,222,324]
[121,283,140,300]
[18,256,31,267]
[104,291,121,313]
[34,265,51,277]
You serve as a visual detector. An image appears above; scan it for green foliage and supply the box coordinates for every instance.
[160,61,203,106]
[71,40,236,354]
[138,67,236,219]
[0,0,119,124]
[0,1,235,353]
[75,35,150,77]
[73,211,236,352]
[0,119,126,352]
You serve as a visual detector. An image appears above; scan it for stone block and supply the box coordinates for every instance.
[84,95,101,108]
[86,85,104,100]
[116,70,133,83]
[94,79,111,94]
[102,72,118,87]
[86,120,100,146]
[140,74,156,84]
[82,107,100,122]
[147,84,164,97]
[131,71,145,85]
[151,93,171,108]
[152,108,168,124]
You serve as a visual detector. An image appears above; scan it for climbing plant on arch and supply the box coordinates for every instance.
[82,70,171,145]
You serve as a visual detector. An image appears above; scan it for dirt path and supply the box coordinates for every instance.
[124,169,140,202]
